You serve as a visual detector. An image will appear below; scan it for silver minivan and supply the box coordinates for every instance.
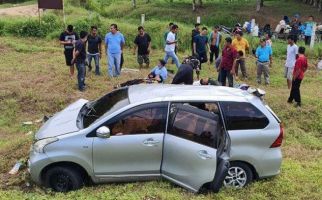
[29,85,232,193]
[28,84,282,192]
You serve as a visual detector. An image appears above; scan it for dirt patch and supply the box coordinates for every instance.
[0,4,42,17]
[284,144,322,162]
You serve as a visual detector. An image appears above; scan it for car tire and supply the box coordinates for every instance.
[45,166,84,192]
[223,162,253,188]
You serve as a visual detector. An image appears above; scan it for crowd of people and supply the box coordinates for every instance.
[275,14,319,45]
[59,20,311,107]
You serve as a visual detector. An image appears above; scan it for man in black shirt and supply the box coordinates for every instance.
[172,56,200,85]
[191,23,200,54]
[134,26,151,69]
[59,25,79,78]
[72,31,88,92]
[87,25,102,75]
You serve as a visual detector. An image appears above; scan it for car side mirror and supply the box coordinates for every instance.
[96,126,110,138]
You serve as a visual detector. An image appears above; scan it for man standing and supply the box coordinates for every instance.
[164,24,180,68]
[232,31,249,79]
[218,37,237,87]
[288,47,308,107]
[105,24,125,77]
[87,26,102,75]
[191,23,200,54]
[255,38,273,85]
[59,25,79,78]
[193,27,210,69]
[209,25,222,63]
[285,35,298,89]
[164,22,174,42]
[304,15,315,46]
[133,26,151,69]
[71,31,88,92]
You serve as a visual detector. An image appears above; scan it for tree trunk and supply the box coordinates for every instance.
[260,0,264,7]
[192,0,196,11]
[256,0,261,12]
[132,0,136,8]
[198,0,203,7]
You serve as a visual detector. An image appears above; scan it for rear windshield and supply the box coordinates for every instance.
[82,88,129,128]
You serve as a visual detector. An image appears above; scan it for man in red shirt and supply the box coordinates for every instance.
[217,37,237,87]
[287,46,308,107]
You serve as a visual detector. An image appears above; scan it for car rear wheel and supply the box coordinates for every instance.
[45,166,84,192]
[223,162,253,188]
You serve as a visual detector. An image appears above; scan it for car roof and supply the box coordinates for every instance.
[128,84,254,104]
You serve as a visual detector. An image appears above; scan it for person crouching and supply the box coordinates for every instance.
[148,59,168,83]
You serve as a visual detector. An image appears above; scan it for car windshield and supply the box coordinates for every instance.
[81,88,129,128]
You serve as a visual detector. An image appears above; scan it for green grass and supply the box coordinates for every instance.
[0,35,321,199]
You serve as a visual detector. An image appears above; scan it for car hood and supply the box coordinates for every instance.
[35,99,88,140]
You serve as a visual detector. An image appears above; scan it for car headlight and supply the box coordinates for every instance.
[33,137,58,153]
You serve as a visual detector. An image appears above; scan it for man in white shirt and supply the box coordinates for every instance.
[285,35,298,89]
[164,24,180,68]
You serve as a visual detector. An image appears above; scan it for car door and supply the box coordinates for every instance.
[92,102,168,181]
[162,103,227,192]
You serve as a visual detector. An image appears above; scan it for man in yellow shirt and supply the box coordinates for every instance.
[232,31,249,79]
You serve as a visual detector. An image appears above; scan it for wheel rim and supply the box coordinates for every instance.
[223,166,247,188]
[51,173,72,192]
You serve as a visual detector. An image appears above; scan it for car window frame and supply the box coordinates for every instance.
[86,102,169,137]
[167,102,224,149]
[219,101,269,131]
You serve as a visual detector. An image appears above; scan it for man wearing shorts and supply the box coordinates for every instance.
[134,26,151,69]
[59,25,79,78]
[285,35,298,89]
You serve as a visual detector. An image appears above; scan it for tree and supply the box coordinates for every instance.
[256,0,264,12]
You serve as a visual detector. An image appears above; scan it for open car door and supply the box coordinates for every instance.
[161,103,230,192]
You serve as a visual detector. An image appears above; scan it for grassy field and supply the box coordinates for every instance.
[0,0,322,199]
[0,34,321,199]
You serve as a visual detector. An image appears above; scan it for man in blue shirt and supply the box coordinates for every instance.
[304,15,315,46]
[105,24,125,77]
[148,59,167,83]
[255,38,273,85]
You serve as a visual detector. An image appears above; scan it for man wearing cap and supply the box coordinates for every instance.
[232,31,249,79]
[218,37,237,87]
[255,38,273,85]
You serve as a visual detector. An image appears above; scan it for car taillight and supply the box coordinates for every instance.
[270,124,284,148]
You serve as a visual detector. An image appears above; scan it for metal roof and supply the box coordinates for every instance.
[128,84,252,104]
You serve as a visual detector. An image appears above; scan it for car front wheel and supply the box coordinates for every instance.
[45,166,84,192]
[223,162,253,188]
